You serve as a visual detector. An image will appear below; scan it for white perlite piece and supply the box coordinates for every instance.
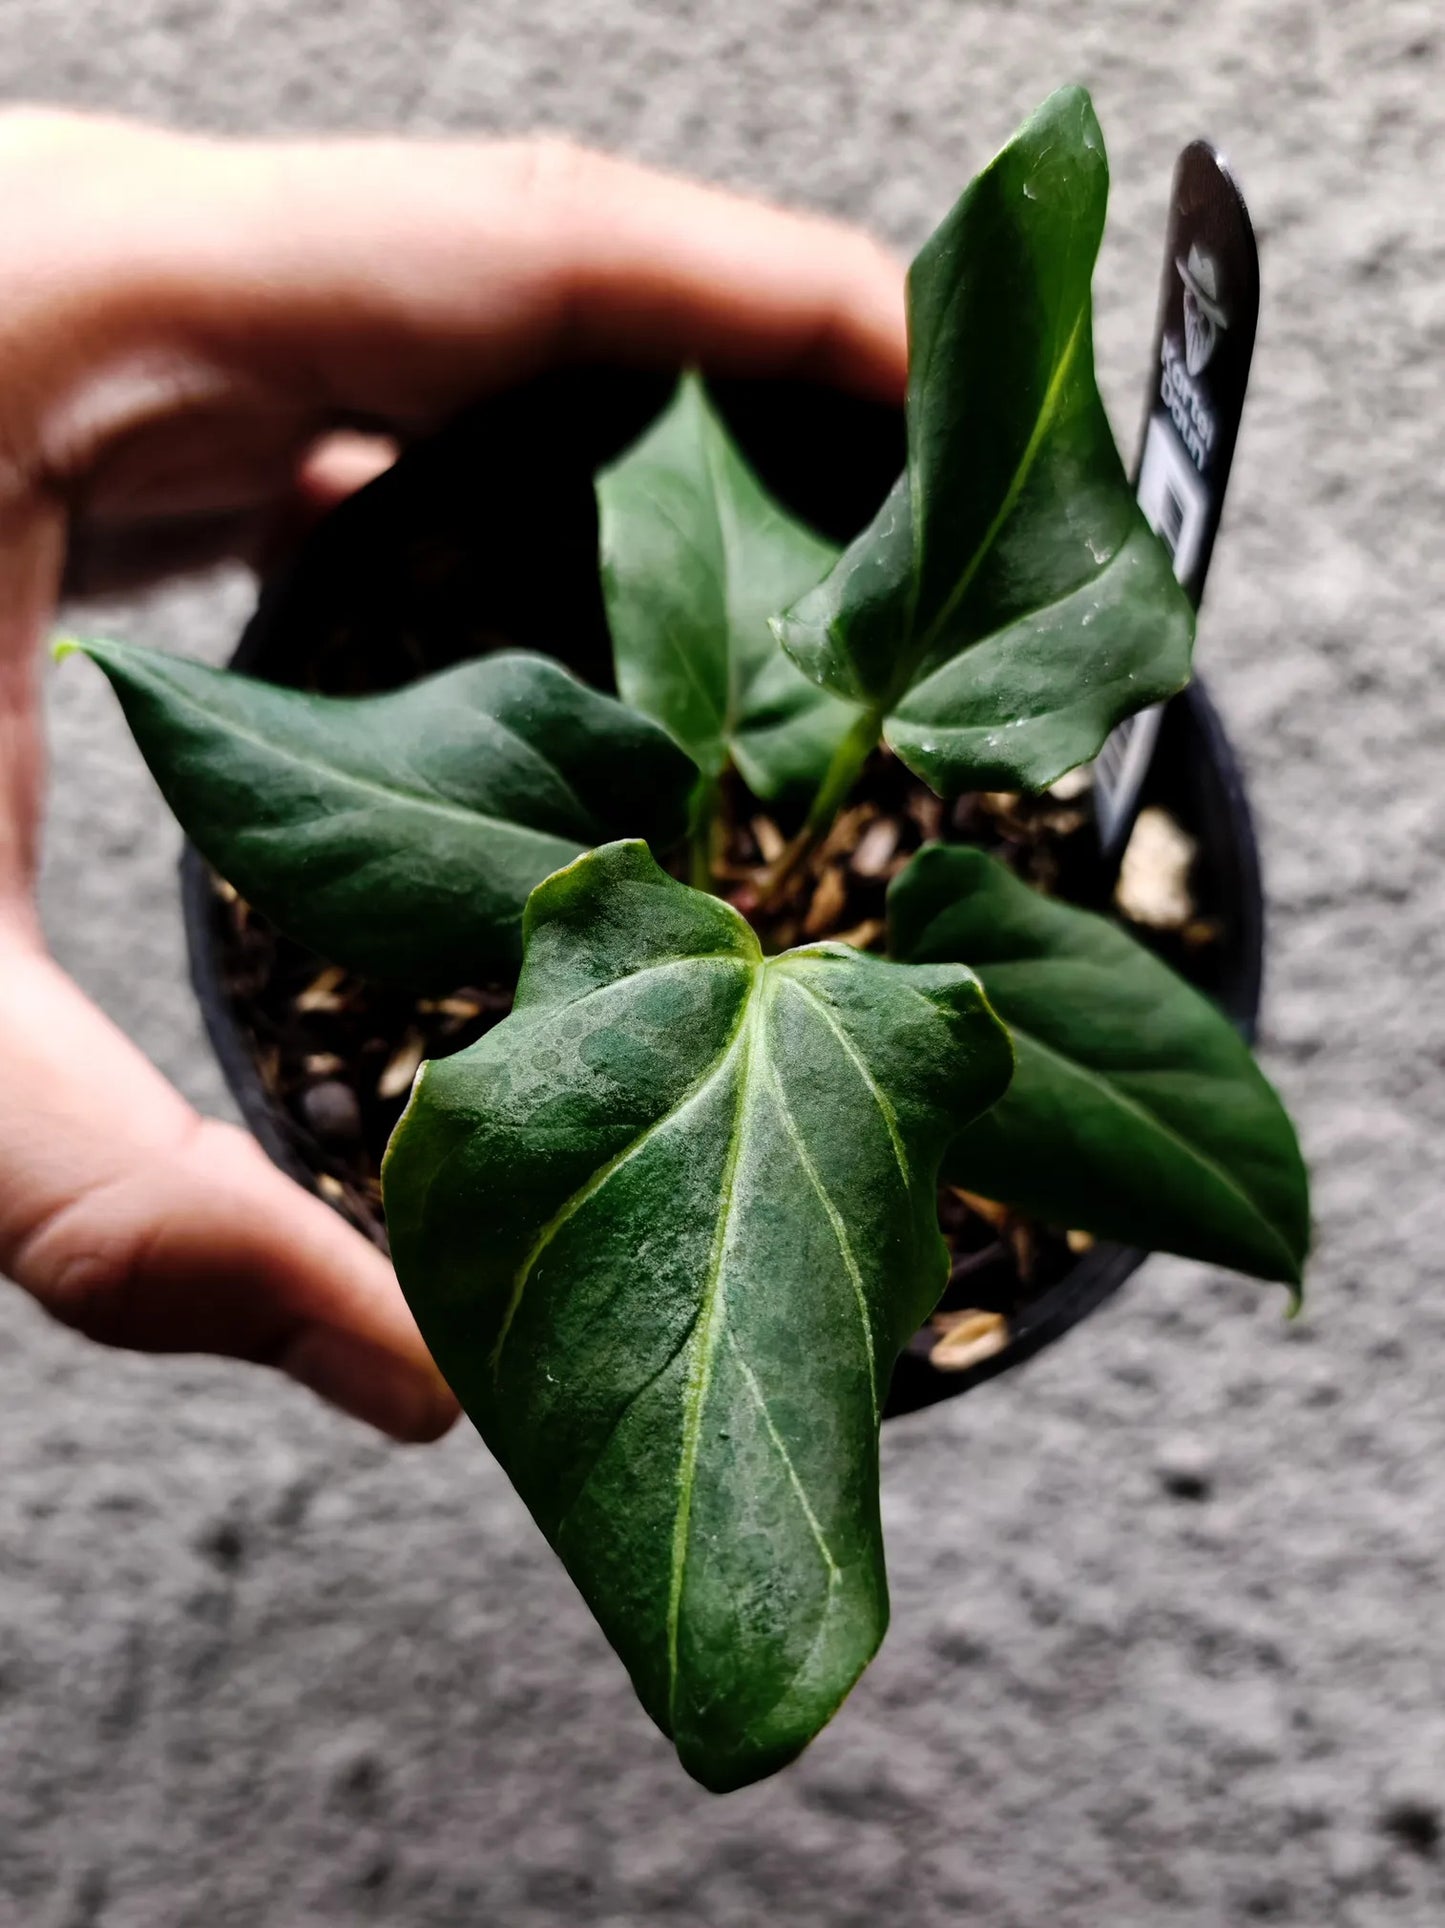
[1049,765,1094,802]
[929,1309,1008,1373]
[1114,806,1198,930]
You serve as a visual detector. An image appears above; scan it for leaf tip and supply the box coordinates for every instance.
[381,1057,432,1177]
[667,365,718,438]
[1036,81,1104,154]
[1279,1210,1310,1308]
[51,633,134,677]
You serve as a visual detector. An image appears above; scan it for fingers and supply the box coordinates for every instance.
[60,430,402,598]
[229,134,909,416]
[0,929,458,1441]
[251,428,401,576]
[296,429,401,511]
[0,113,905,485]
[0,496,64,904]
[1,481,452,1439]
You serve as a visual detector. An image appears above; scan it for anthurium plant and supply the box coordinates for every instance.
[67,88,1308,1792]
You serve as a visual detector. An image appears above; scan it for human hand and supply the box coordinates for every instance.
[0,109,905,1440]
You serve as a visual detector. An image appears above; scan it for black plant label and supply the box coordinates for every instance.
[1134,140,1260,606]
[1094,140,1262,860]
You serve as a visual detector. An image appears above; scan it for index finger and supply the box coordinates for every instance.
[5,118,907,441]
[252,135,909,415]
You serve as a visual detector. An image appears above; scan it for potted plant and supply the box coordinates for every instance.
[65,87,1308,1793]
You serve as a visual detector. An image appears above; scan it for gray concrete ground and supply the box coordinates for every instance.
[2,2,1442,1923]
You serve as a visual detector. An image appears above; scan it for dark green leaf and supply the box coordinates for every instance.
[889,843,1309,1287]
[598,373,861,801]
[775,86,1195,795]
[65,639,695,985]
[383,840,1012,1790]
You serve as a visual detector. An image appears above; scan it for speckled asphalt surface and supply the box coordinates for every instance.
[2,3,1442,1923]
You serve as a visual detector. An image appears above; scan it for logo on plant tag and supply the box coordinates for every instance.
[1176,243,1227,376]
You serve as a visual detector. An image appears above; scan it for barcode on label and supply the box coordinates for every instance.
[1136,413,1209,585]
[1093,413,1199,853]
[1157,482,1186,557]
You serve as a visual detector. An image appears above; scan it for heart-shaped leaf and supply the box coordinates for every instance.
[889,843,1309,1286]
[598,373,861,802]
[65,640,696,985]
[775,86,1195,796]
[382,840,1012,1790]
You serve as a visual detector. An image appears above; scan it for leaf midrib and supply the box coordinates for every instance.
[460,699,598,836]
[489,953,758,1375]
[893,518,1155,716]
[1006,1021,1299,1275]
[141,662,593,854]
[762,1043,879,1424]
[899,300,1089,695]
[667,965,769,1720]
[698,407,747,751]
[507,949,855,1710]
[699,412,798,766]
[616,475,732,754]
[779,974,911,1191]
[698,411,836,770]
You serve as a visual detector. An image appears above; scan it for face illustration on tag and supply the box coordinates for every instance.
[1177,242,1228,377]
[1143,144,1259,603]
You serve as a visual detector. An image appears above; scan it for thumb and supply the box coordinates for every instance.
[0,928,458,1441]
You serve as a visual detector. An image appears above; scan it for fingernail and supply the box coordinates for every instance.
[280,1327,459,1442]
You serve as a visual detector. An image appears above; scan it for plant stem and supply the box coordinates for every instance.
[807,707,885,837]
[758,707,882,904]
[689,776,720,893]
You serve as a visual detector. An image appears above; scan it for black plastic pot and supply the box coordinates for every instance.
[179,367,1264,1421]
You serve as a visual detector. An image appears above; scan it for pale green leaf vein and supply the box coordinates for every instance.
[1009,1026,1298,1274]
[529,950,755,1024]
[666,967,768,1720]
[697,406,746,741]
[490,956,756,1378]
[550,1302,704,1545]
[135,669,585,851]
[780,974,910,1190]
[895,522,1157,718]
[402,704,596,836]
[725,1329,840,1584]
[616,476,728,733]
[907,301,1088,677]
[762,1037,879,1425]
